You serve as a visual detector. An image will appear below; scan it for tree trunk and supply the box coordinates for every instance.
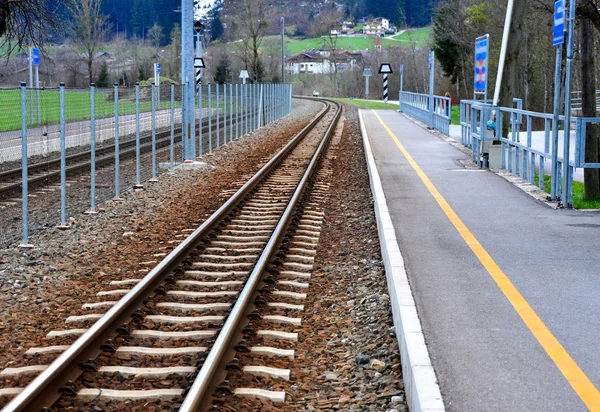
[581,17,600,199]
[500,0,526,136]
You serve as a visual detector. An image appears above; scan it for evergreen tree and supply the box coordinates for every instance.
[96,61,111,88]
[214,54,230,84]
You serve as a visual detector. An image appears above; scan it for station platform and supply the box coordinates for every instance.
[359,109,600,412]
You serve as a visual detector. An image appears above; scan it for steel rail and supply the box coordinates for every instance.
[2,99,330,412]
[179,99,342,411]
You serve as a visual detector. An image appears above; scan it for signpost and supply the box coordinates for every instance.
[378,63,393,107]
[474,34,489,101]
[194,21,204,88]
[31,48,41,124]
[154,63,161,107]
[551,0,564,201]
[194,57,205,86]
[362,68,372,99]
[239,70,249,84]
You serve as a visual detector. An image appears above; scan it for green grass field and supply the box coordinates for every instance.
[282,36,398,55]
[391,27,431,46]
[534,173,600,209]
[333,98,397,110]
[0,89,176,132]
[451,105,460,125]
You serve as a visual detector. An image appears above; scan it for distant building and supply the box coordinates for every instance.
[364,17,395,35]
[286,50,363,74]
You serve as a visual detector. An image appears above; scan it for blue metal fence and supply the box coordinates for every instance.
[399,91,451,136]
[460,100,600,207]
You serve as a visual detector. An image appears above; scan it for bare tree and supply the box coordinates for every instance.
[311,7,344,94]
[147,23,163,50]
[0,0,67,57]
[230,0,268,82]
[70,0,111,85]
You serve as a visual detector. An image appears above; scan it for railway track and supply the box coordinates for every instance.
[0,98,341,411]
[0,113,247,198]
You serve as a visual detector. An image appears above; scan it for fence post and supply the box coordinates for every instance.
[57,83,70,230]
[216,82,220,148]
[149,82,158,181]
[88,83,98,213]
[258,84,263,128]
[198,82,203,156]
[181,84,186,162]
[171,83,176,166]
[113,82,121,201]
[19,83,33,248]
[236,83,239,139]
[230,82,233,142]
[134,82,142,189]
[208,83,212,152]
[223,83,227,145]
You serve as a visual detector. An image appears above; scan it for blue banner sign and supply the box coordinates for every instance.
[31,48,40,67]
[553,0,565,46]
[474,36,489,93]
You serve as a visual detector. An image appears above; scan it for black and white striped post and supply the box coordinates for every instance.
[379,63,393,108]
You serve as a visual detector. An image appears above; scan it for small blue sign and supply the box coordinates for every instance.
[474,36,489,93]
[31,48,40,67]
[553,0,565,46]
[156,63,161,75]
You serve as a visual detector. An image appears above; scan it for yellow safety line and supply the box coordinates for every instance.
[372,110,600,411]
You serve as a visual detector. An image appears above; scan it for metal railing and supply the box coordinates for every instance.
[1,82,293,248]
[460,99,600,207]
[399,91,451,135]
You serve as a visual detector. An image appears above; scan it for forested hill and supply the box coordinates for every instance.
[52,0,437,42]
[100,0,181,40]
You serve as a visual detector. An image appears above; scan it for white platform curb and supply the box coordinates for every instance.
[359,110,445,412]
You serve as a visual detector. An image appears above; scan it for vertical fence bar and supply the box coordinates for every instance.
[258,84,263,128]
[58,83,69,229]
[208,83,213,152]
[181,84,186,162]
[89,83,97,213]
[223,83,227,145]
[236,83,239,139]
[19,83,32,247]
[113,83,121,200]
[230,82,233,142]
[198,82,203,157]
[134,83,142,188]
[170,83,175,167]
[150,83,158,181]
[215,83,221,147]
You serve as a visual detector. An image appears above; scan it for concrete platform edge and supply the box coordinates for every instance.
[358,110,445,412]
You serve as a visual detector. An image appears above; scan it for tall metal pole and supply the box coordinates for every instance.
[150,82,158,182]
[429,51,435,127]
[561,0,576,207]
[113,83,121,201]
[19,83,32,247]
[134,83,142,189]
[89,83,97,213]
[493,0,515,106]
[551,46,562,201]
[281,16,285,83]
[182,0,195,161]
[58,83,69,229]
